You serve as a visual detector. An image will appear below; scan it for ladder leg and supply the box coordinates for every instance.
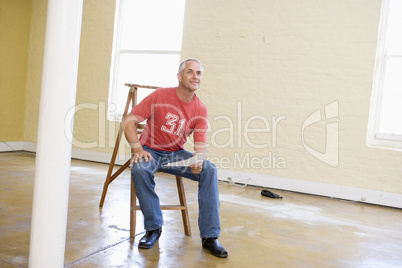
[176,176,191,236]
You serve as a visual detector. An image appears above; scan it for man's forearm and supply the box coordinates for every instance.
[122,113,143,153]
[194,142,207,153]
[126,131,142,153]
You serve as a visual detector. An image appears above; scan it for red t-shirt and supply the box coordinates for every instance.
[131,87,208,152]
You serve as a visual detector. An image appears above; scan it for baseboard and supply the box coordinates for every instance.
[217,169,402,209]
[21,141,129,165]
[23,142,37,152]
[0,141,24,151]
[2,141,401,209]
[0,141,129,164]
[70,147,129,165]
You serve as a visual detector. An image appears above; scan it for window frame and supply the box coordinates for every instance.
[367,0,402,150]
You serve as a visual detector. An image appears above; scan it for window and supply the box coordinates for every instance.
[108,0,186,120]
[368,0,402,150]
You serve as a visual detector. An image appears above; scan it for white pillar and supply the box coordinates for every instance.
[28,0,83,267]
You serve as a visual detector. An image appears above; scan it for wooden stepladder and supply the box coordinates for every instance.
[99,84,191,238]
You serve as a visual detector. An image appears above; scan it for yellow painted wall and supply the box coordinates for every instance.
[24,0,46,143]
[16,0,402,195]
[73,0,117,152]
[0,0,32,141]
[24,0,117,149]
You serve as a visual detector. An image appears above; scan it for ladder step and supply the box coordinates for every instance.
[135,205,185,210]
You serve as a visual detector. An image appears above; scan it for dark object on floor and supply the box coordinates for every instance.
[261,189,283,199]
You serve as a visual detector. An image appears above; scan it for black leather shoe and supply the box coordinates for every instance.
[202,237,228,258]
[138,228,162,249]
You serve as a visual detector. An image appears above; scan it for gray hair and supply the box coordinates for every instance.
[178,58,203,75]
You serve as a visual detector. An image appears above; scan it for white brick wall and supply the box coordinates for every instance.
[181,0,402,195]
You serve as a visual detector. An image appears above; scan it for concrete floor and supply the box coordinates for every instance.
[1,152,402,267]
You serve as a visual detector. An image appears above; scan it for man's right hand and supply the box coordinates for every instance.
[131,149,153,166]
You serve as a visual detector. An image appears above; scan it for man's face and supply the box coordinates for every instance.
[178,61,203,91]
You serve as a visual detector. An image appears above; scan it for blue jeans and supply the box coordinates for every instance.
[131,146,221,238]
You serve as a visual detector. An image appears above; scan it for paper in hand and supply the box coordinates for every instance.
[163,150,209,167]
